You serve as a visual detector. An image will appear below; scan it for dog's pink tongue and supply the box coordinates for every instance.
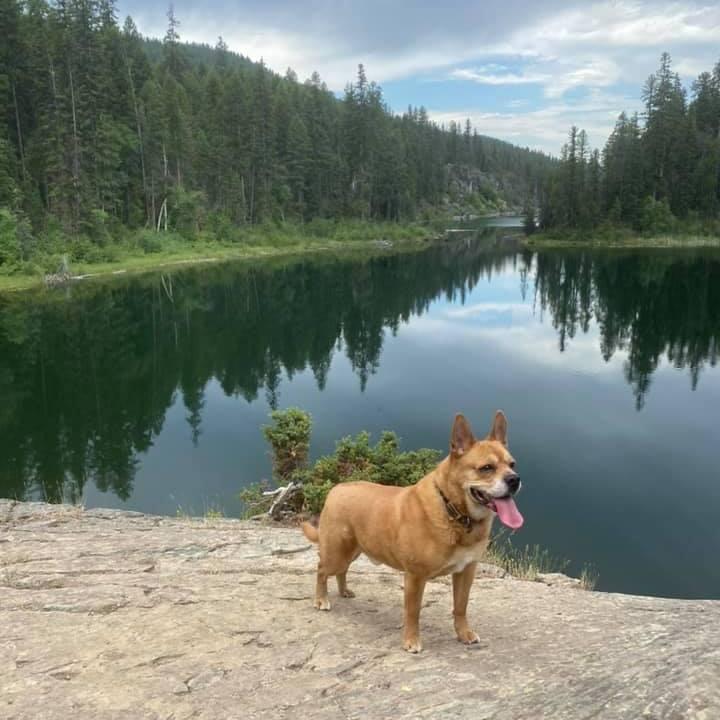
[493,497,524,529]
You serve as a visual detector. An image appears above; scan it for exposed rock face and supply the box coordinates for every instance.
[1,500,719,719]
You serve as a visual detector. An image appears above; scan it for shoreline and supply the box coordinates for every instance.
[0,232,437,294]
[7,223,717,294]
[0,213,528,294]
[524,233,720,249]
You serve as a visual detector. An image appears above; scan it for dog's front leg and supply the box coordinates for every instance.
[402,572,426,653]
[452,562,480,644]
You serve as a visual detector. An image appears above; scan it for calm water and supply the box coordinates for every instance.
[2,231,719,599]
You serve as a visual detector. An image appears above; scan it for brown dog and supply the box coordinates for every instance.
[301,411,523,652]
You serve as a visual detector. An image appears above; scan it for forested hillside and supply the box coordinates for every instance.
[0,1,552,273]
[539,53,720,237]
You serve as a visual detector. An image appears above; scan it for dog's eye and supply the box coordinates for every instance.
[509,461,516,469]
[479,464,495,473]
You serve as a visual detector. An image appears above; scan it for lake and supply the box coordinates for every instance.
[1,229,719,599]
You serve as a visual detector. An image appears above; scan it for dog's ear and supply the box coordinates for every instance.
[487,410,508,446]
[450,414,475,457]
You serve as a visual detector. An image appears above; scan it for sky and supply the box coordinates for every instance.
[119,1,720,154]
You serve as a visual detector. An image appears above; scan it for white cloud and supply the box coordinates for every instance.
[674,57,714,80]
[431,90,638,154]
[452,57,622,99]
[495,1,720,91]
[543,58,622,98]
[527,1,720,49]
[451,66,550,86]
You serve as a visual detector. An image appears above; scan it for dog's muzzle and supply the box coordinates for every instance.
[505,472,521,495]
[469,474,525,530]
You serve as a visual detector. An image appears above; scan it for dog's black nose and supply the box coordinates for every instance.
[505,473,520,494]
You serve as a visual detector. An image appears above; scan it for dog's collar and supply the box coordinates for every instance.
[435,483,477,532]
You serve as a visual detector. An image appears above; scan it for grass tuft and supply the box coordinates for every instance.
[579,565,599,591]
[484,530,598,590]
[485,532,569,581]
[175,502,226,520]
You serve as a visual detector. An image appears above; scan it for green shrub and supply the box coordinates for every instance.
[639,196,676,235]
[82,209,113,246]
[262,408,312,483]
[302,479,334,514]
[171,188,207,239]
[250,408,441,516]
[138,230,163,254]
[238,479,273,518]
[68,235,119,264]
[301,429,441,514]
[68,236,94,262]
[304,218,336,239]
[207,212,237,243]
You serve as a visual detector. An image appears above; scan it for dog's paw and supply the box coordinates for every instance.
[403,637,423,653]
[457,629,480,645]
[340,588,356,598]
[313,598,331,611]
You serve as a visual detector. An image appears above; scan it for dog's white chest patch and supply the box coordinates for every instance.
[444,545,487,575]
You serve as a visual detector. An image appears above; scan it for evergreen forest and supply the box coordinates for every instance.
[539,53,720,238]
[0,1,552,275]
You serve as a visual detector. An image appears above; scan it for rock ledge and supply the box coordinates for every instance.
[1,500,718,719]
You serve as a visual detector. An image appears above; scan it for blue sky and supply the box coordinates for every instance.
[119,1,720,154]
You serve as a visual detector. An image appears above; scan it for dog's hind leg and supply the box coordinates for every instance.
[314,562,331,611]
[335,545,361,598]
[314,545,355,610]
[314,524,360,608]
[336,571,355,598]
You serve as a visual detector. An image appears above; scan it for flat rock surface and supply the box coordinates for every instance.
[1,500,718,719]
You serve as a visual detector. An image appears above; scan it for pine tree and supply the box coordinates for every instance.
[286,114,310,217]
[642,53,689,213]
[248,60,276,222]
[690,68,720,217]
[162,5,185,80]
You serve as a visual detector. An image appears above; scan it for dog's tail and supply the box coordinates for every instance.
[301,519,319,543]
